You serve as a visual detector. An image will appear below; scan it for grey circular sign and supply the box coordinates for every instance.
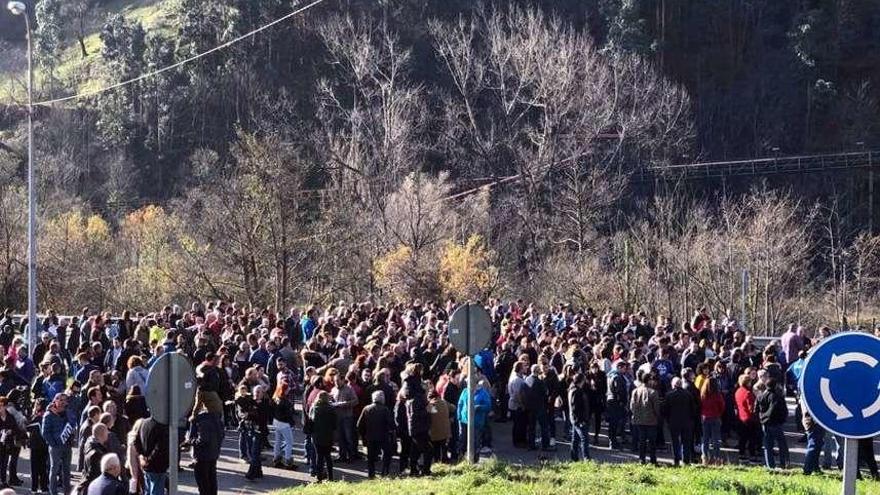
[146,352,197,425]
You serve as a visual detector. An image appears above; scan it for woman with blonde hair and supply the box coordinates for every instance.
[271,380,296,470]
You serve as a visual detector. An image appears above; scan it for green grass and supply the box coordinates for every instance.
[273,459,880,495]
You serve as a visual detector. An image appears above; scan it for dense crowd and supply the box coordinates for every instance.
[0,300,879,495]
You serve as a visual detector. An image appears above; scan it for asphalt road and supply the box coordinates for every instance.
[11,399,880,494]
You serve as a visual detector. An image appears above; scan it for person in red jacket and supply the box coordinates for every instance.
[734,375,761,462]
[700,377,725,465]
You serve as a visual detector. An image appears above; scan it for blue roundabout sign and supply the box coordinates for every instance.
[800,332,880,439]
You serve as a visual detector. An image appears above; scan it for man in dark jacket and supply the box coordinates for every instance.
[404,370,432,476]
[568,373,591,461]
[524,364,551,451]
[357,391,396,478]
[663,377,697,466]
[133,416,170,494]
[756,378,789,469]
[606,360,631,449]
[191,410,223,495]
[79,423,110,493]
[86,453,126,495]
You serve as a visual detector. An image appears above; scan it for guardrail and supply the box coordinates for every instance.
[634,150,877,183]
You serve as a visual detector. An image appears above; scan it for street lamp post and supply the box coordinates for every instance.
[7,0,38,357]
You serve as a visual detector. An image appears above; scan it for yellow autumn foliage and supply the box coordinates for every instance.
[439,235,499,301]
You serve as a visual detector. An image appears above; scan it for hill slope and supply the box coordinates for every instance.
[1,0,174,101]
[273,460,880,495]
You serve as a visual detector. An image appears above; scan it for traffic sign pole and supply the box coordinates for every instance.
[467,356,476,464]
[169,353,179,495]
[800,332,880,495]
[842,438,857,495]
[448,302,492,465]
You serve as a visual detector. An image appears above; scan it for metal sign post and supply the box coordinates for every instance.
[448,302,492,465]
[800,332,880,495]
[169,354,179,495]
[466,355,477,464]
[842,438,857,495]
[146,352,196,495]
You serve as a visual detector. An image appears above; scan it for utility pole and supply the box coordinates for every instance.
[7,0,39,355]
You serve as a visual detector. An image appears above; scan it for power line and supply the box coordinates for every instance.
[32,0,330,106]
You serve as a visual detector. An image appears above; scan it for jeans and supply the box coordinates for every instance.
[238,429,248,459]
[606,405,626,447]
[570,423,591,461]
[410,433,433,475]
[143,472,167,495]
[366,440,393,478]
[527,413,551,449]
[244,429,263,478]
[511,409,528,447]
[737,420,761,458]
[762,424,789,469]
[315,444,334,481]
[304,434,317,475]
[701,417,722,462]
[447,418,460,462]
[273,420,294,462]
[458,422,484,461]
[669,424,694,465]
[634,424,657,464]
[822,432,839,469]
[803,426,825,475]
[337,416,356,460]
[48,445,71,495]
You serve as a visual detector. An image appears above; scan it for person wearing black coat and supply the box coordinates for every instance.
[524,365,551,451]
[663,378,697,466]
[585,363,607,444]
[78,424,110,494]
[493,344,517,421]
[235,387,263,481]
[27,399,49,493]
[309,392,337,482]
[393,391,411,474]
[403,367,432,476]
[756,378,789,469]
[568,373,591,461]
[0,400,23,489]
[357,391,396,478]
[191,410,223,495]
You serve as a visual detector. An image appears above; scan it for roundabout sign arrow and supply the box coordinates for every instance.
[801,332,880,438]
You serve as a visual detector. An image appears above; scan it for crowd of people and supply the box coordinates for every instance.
[0,300,878,494]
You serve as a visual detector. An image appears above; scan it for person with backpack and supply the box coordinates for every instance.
[756,377,789,469]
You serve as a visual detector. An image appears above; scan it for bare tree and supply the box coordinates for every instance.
[431,6,694,283]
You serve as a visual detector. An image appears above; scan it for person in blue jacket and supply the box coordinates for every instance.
[457,379,493,460]
[300,309,317,343]
[474,348,496,384]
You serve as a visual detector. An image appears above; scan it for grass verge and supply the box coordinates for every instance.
[272,459,880,495]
